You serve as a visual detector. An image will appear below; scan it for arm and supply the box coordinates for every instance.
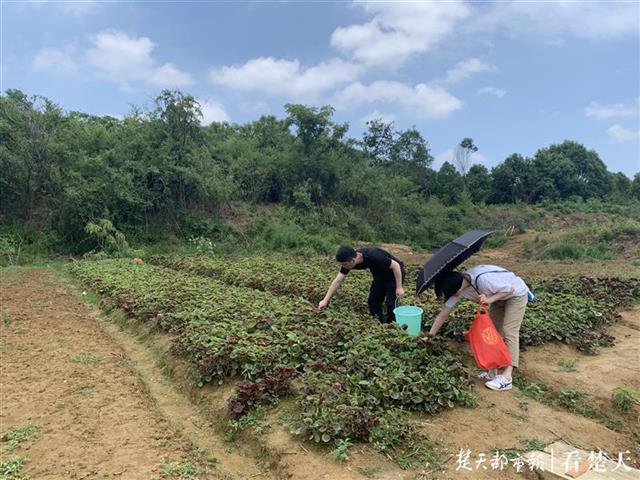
[428,306,452,336]
[318,272,347,309]
[477,288,514,305]
[390,260,405,297]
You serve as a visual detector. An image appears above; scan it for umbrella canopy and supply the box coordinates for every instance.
[415,230,494,296]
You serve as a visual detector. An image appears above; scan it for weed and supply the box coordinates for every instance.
[521,438,549,451]
[331,438,353,461]
[514,379,548,402]
[357,466,379,478]
[72,353,98,365]
[0,456,26,479]
[518,400,529,412]
[78,387,93,397]
[506,411,528,422]
[32,302,45,312]
[557,389,594,416]
[1,425,39,452]
[612,386,639,413]
[490,446,521,462]
[2,309,10,325]
[557,358,578,373]
[157,459,208,480]
[191,444,217,465]
[224,406,270,441]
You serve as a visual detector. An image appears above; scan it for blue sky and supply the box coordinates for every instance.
[2,0,639,177]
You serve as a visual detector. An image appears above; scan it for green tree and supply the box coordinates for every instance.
[632,173,640,201]
[541,140,612,199]
[531,149,579,201]
[431,162,464,205]
[489,154,534,204]
[467,164,492,203]
[0,89,64,225]
[362,119,394,164]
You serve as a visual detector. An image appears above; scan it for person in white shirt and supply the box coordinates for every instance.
[425,265,531,392]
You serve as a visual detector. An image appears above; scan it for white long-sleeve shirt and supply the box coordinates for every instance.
[444,265,529,309]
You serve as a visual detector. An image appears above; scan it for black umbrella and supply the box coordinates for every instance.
[415,230,494,296]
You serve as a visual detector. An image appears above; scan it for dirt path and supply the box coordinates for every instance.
[520,305,640,405]
[0,268,223,479]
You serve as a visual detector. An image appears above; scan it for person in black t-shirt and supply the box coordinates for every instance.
[318,245,406,323]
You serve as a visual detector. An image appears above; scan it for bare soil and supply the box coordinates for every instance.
[0,268,222,479]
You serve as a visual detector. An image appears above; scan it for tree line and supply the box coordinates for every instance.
[1,89,638,252]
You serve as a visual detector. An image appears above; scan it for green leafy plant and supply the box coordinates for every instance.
[522,438,549,451]
[158,459,205,480]
[612,386,639,412]
[84,219,131,256]
[2,425,39,452]
[0,456,26,479]
[0,234,22,266]
[187,236,216,256]
[557,389,594,416]
[330,438,353,461]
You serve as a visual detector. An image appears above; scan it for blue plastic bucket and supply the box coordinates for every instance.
[393,305,423,336]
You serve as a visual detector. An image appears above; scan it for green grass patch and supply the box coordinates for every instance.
[0,456,27,480]
[72,353,98,365]
[612,386,639,413]
[556,358,578,373]
[156,459,208,480]
[1,425,39,452]
[521,438,549,451]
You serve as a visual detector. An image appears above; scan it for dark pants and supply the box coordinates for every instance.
[367,266,406,324]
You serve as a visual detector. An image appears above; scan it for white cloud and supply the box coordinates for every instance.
[239,101,270,116]
[86,31,194,88]
[61,0,99,16]
[199,99,230,125]
[334,81,462,119]
[208,57,360,99]
[584,100,639,119]
[20,0,99,15]
[607,124,640,142]
[331,2,471,66]
[443,58,494,84]
[434,148,455,169]
[33,48,78,74]
[471,2,639,41]
[360,110,397,126]
[332,2,637,69]
[477,86,506,98]
[146,63,194,87]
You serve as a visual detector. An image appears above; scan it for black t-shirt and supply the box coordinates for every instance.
[339,247,402,279]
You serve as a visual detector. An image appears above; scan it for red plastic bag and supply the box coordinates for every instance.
[464,304,512,370]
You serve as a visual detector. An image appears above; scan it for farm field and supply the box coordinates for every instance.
[1,238,639,480]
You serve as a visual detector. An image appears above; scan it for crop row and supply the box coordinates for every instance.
[149,254,637,353]
[66,259,473,455]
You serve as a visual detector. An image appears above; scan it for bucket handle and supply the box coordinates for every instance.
[395,296,409,309]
